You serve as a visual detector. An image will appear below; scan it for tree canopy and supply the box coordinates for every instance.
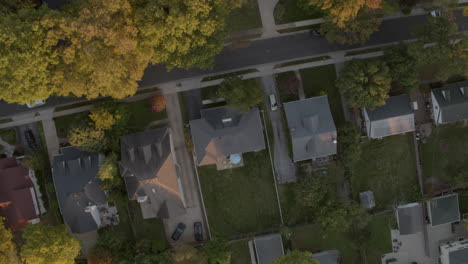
[20,224,80,264]
[271,250,318,264]
[217,76,263,112]
[201,238,231,264]
[310,0,382,28]
[0,218,17,264]
[336,59,392,109]
[384,44,419,92]
[337,123,362,164]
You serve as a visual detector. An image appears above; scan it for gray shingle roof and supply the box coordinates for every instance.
[429,194,460,227]
[120,128,185,219]
[189,107,265,165]
[283,96,337,161]
[52,147,105,234]
[450,247,468,264]
[432,81,468,124]
[312,250,340,264]
[397,203,424,235]
[253,233,284,264]
[365,94,415,139]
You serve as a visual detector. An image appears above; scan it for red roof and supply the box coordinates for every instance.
[0,158,39,231]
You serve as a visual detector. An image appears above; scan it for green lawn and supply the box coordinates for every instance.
[299,64,345,127]
[291,224,358,264]
[351,134,420,211]
[125,99,167,130]
[274,0,323,24]
[128,201,168,248]
[229,239,251,264]
[226,0,262,33]
[54,111,90,138]
[458,190,468,215]
[197,150,281,237]
[275,71,300,103]
[0,128,16,145]
[365,213,393,263]
[420,124,468,185]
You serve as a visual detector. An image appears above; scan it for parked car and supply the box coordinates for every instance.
[24,130,38,149]
[26,100,46,108]
[194,222,203,241]
[269,94,278,111]
[430,10,441,17]
[171,223,186,241]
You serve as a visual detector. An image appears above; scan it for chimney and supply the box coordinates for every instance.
[442,90,450,101]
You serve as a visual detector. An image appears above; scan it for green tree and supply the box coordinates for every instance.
[271,250,318,264]
[294,175,329,210]
[98,153,121,189]
[384,44,419,92]
[171,244,207,264]
[337,123,361,164]
[201,238,231,264]
[0,218,17,264]
[90,228,135,264]
[20,224,80,264]
[217,76,263,111]
[453,165,468,188]
[0,5,62,104]
[134,0,242,69]
[55,0,151,100]
[336,59,391,109]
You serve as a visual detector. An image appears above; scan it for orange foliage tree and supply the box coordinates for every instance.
[150,94,166,112]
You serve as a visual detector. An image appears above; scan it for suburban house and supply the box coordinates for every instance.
[250,233,284,264]
[363,94,415,139]
[431,81,468,124]
[0,157,41,231]
[439,237,468,264]
[189,107,265,170]
[313,250,341,264]
[52,147,118,234]
[120,128,186,220]
[283,96,337,162]
[396,202,424,235]
[427,193,461,227]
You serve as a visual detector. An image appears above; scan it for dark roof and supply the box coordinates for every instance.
[0,158,39,231]
[312,250,340,264]
[359,191,375,210]
[397,203,424,235]
[120,128,185,219]
[450,247,468,264]
[42,0,72,10]
[254,234,284,264]
[189,107,265,165]
[365,95,415,138]
[432,81,468,124]
[52,147,105,234]
[429,194,460,227]
[283,96,337,161]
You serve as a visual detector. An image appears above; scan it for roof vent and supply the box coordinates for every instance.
[442,90,451,101]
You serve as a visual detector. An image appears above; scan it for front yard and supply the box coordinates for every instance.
[420,123,468,189]
[197,150,281,237]
[351,134,420,211]
[274,0,323,24]
[226,0,262,33]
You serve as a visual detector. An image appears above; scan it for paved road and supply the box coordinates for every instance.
[139,11,467,87]
[261,76,297,183]
[163,93,208,243]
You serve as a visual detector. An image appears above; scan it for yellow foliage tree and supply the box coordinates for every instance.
[89,108,119,131]
[0,218,17,264]
[310,0,382,27]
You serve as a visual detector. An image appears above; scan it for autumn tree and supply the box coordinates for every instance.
[308,0,382,27]
[134,0,243,69]
[171,244,207,264]
[336,59,392,109]
[69,127,107,153]
[384,44,419,92]
[150,94,166,112]
[20,224,80,264]
[271,250,318,264]
[217,76,263,111]
[0,218,17,264]
[0,5,62,104]
[98,153,121,190]
[55,0,151,100]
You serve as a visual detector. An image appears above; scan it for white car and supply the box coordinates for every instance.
[269,94,278,111]
[26,100,46,108]
[430,10,441,17]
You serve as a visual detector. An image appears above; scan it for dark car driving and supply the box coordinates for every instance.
[171,223,186,241]
[194,222,203,241]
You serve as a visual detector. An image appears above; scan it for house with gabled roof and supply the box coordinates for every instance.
[427,193,460,227]
[396,202,424,235]
[52,147,118,234]
[363,94,415,139]
[189,107,265,170]
[431,81,468,124]
[283,96,337,162]
[0,157,41,231]
[120,128,186,220]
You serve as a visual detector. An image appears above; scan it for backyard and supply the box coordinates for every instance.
[128,201,168,247]
[229,238,251,264]
[226,0,262,33]
[197,150,282,237]
[420,123,468,189]
[299,64,345,127]
[351,134,420,211]
[364,213,393,263]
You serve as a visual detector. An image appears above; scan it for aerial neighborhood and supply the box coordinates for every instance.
[0,0,467,264]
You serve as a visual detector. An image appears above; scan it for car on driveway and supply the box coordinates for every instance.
[194,222,203,241]
[269,94,278,111]
[24,130,38,149]
[171,223,186,241]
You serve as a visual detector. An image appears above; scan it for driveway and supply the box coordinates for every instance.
[182,89,203,121]
[16,122,42,152]
[261,75,296,183]
[163,93,208,243]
